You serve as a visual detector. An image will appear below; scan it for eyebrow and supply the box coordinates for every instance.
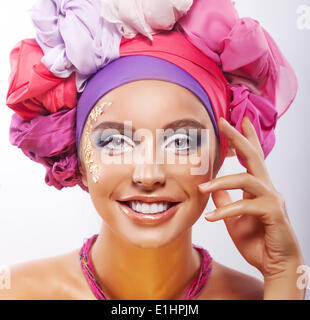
[92,118,207,132]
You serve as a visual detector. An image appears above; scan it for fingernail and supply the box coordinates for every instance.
[219,117,225,125]
[245,116,254,127]
[220,117,229,125]
[204,211,215,218]
[199,182,211,190]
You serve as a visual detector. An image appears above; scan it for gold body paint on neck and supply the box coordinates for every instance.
[83,101,113,183]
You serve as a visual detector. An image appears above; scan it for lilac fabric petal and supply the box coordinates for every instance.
[30,0,122,92]
[9,108,88,191]
[230,85,278,167]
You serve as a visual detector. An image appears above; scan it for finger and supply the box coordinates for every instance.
[211,190,255,230]
[224,215,265,240]
[212,189,233,207]
[204,198,266,222]
[211,189,241,225]
[243,190,255,200]
[223,214,265,266]
[241,117,273,184]
[218,117,271,184]
[199,172,271,197]
[242,117,265,159]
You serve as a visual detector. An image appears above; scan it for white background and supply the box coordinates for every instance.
[0,0,309,299]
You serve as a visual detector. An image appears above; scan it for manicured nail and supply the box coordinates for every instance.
[199,182,211,190]
[220,117,229,124]
[244,116,254,128]
[219,118,232,130]
[204,211,215,218]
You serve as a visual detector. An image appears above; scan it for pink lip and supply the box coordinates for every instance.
[117,201,181,225]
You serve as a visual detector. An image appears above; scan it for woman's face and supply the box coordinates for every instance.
[79,80,219,248]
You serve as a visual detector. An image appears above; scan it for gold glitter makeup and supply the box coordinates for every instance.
[83,101,113,183]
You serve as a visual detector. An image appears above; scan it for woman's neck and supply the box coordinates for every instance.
[90,224,202,300]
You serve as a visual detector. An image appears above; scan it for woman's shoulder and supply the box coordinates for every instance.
[0,249,93,300]
[198,260,264,300]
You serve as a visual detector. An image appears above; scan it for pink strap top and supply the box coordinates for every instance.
[79,234,213,300]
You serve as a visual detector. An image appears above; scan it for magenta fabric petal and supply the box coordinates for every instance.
[9,108,76,158]
[45,153,88,191]
[9,108,88,191]
[230,85,278,167]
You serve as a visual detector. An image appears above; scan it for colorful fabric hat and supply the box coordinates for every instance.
[6,0,298,191]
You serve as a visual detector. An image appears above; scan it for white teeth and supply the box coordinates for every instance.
[142,203,148,213]
[151,203,159,213]
[128,201,170,214]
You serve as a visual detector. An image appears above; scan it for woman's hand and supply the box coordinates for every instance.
[198,116,304,282]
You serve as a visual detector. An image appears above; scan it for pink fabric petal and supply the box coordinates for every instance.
[221,18,298,117]
[177,0,298,164]
[177,0,297,119]
[6,39,77,120]
[176,0,239,64]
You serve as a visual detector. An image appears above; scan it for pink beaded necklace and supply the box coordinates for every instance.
[79,234,213,300]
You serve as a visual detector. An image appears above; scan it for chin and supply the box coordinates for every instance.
[121,229,177,249]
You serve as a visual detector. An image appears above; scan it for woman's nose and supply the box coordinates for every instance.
[132,132,166,189]
[132,162,165,189]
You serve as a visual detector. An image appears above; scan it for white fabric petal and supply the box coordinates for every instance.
[101,0,193,40]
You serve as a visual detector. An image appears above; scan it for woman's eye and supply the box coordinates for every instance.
[163,133,201,154]
[93,132,201,155]
[95,134,135,154]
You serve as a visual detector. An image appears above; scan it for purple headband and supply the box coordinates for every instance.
[76,55,217,161]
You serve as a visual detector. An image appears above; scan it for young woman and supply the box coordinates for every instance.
[1,0,305,300]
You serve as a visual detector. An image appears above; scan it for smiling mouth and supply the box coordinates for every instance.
[117,200,181,215]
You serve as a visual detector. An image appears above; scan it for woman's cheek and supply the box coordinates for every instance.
[170,168,211,217]
[86,153,122,215]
